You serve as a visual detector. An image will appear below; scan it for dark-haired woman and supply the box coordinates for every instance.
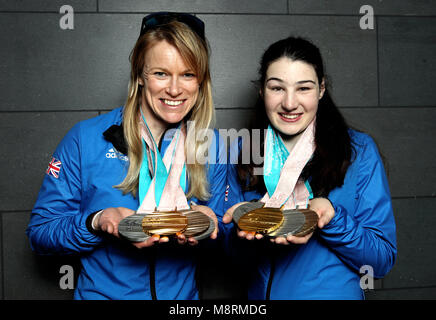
[224,37,397,299]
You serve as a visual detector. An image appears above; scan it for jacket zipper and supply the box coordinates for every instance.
[266,255,275,300]
[150,252,157,300]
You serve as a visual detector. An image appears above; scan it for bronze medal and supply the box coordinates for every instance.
[268,208,318,237]
[183,210,213,237]
[291,209,318,237]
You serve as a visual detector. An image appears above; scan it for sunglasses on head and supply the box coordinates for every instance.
[139,12,205,41]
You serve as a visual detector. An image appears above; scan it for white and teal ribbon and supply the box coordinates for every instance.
[138,110,187,211]
[262,122,315,209]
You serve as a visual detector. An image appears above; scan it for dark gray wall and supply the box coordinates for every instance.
[1,0,435,300]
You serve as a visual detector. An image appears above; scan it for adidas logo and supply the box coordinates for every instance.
[106,148,128,161]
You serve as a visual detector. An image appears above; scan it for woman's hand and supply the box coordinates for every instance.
[269,232,314,245]
[309,197,335,229]
[95,207,135,237]
[95,207,168,248]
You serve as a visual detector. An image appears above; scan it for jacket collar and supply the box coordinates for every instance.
[103,120,176,156]
[103,124,128,155]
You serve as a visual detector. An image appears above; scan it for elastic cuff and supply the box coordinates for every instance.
[85,210,103,235]
[92,210,104,230]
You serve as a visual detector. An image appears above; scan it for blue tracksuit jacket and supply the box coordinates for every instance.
[26,107,228,300]
[225,130,397,299]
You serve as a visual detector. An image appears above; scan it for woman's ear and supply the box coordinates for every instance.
[319,78,326,99]
[138,69,148,86]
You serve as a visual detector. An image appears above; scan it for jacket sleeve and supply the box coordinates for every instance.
[26,122,104,255]
[319,135,397,278]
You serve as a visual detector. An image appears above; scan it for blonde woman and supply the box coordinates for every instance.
[27,13,226,300]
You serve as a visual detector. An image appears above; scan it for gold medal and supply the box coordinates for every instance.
[141,209,212,237]
[142,211,187,236]
[238,207,284,234]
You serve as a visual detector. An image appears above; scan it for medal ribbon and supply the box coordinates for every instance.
[137,111,189,213]
[261,119,315,209]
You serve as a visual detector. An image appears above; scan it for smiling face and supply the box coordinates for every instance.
[263,57,325,149]
[139,40,199,137]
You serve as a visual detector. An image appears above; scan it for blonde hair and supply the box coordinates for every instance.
[117,21,214,200]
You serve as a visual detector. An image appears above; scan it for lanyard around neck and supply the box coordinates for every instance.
[261,120,316,209]
[137,109,188,212]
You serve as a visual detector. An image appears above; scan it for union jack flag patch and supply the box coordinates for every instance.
[46,157,62,179]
